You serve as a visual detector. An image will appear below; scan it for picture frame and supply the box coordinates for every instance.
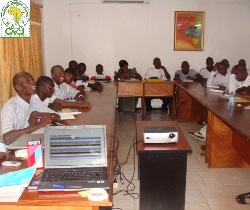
[174,11,205,51]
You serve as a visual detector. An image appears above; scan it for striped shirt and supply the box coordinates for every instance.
[1,94,55,136]
[34,94,57,106]
[53,82,79,100]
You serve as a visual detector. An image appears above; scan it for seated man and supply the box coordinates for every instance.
[174,61,202,82]
[144,57,171,115]
[90,64,112,81]
[199,57,214,84]
[73,67,103,91]
[79,62,89,81]
[206,61,231,90]
[51,65,87,101]
[35,76,91,111]
[229,64,250,93]
[1,71,60,145]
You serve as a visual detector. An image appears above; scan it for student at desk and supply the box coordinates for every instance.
[51,65,87,101]
[174,61,202,83]
[229,64,250,93]
[114,60,142,114]
[90,64,112,81]
[35,76,91,111]
[199,57,214,84]
[188,61,231,149]
[144,57,171,115]
[1,72,60,145]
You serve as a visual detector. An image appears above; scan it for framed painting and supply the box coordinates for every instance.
[174,11,205,51]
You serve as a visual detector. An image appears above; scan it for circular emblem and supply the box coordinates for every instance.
[1,0,30,28]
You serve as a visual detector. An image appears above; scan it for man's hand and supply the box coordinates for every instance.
[92,82,103,91]
[75,101,92,109]
[186,76,194,80]
[48,102,62,112]
[28,112,53,127]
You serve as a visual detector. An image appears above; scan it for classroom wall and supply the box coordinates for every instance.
[42,0,250,79]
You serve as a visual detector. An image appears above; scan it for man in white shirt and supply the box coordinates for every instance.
[1,72,60,145]
[35,76,91,111]
[229,64,250,94]
[199,57,214,83]
[207,62,231,90]
[144,57,171,115]
[51,65,86,101]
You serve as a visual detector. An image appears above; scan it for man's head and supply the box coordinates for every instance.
[217,62,227,76]
[153,57,161,69]
[238,59,246,67]
[221,59,230,69]
[119,60,129,72]
[206,57,214,70]
[64,68,76,84]
[69,60,78,69]
[73,67,82,80]
[235,65,248,82]
[13,71,35,95]
[181,61,190,75]
[36,76,55,98]
[96,64,103,75]
[51,65,65,85]
[79,63,86,75]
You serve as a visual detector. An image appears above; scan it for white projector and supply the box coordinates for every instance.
[143,126,178,144]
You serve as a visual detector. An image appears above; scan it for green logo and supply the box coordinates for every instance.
[0,0,30,38]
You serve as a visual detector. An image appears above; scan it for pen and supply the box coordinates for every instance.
[53,184,64,189]
[36,116,41,122]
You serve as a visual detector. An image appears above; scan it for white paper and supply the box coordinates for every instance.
[210,89,224,93]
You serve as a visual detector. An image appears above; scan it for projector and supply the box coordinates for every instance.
[143,126,178,144]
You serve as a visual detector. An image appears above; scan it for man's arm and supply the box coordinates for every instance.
[54,98,92,109]
[161,66,171,80]
[3,112,52,145]
[174,73,181,83]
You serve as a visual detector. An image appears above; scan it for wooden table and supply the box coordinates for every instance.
[117,81,175,119]
[176,82,250,168]
[136,121,192,210]
[0,83,117,210]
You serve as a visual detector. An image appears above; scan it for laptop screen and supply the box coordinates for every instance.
[44,125,107,168]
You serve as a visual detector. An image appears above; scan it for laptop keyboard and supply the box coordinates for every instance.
[42,168,108,182]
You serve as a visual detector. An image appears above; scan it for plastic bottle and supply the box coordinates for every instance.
[228,92,235,107]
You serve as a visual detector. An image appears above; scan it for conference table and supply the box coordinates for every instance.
[117,81,175,119]
[175,82,250,168]
[0,82,118,210]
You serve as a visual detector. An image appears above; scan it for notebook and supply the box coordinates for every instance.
[8,134,44,150]
[37,125,109,191]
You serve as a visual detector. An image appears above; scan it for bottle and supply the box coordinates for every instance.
[228,92,235,107]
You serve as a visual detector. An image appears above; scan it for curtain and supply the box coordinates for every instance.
[0,1,43,108]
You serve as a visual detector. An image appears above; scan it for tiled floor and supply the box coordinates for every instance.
[112,110,250,210]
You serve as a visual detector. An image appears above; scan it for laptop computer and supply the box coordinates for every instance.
[8,133,44,150]
[37,125,109,191]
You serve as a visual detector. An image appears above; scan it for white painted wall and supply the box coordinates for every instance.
[42,0,250,79]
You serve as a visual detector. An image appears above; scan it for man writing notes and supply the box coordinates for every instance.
[1,72,60,145]
[144,57,171,116]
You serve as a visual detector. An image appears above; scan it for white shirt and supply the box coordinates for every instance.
[145,67,167,80]
[75,80,88,87]
[175,69,198,80]
[229,74,250,93]
[199,67,212,79]
[34,94,57,106]
[207,71,231,90]
[1,95,55,136]
[53,82,79,100]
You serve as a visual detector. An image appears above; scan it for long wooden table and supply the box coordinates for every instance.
[0,82,118,210]
[117,81,175,119]
[176,82,250,168]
